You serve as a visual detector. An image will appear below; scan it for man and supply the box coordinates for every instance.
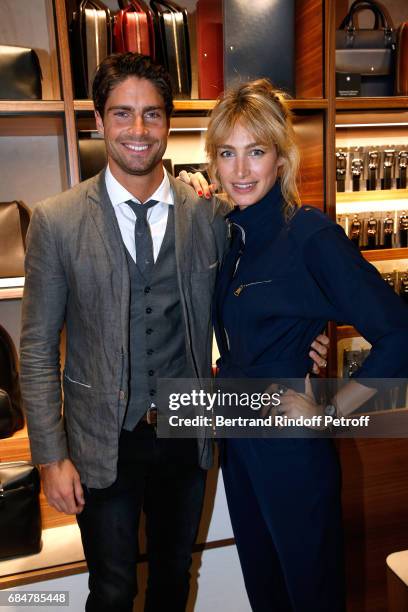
[20,53,328,612]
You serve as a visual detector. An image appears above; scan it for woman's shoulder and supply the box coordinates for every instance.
[288,205,339,247]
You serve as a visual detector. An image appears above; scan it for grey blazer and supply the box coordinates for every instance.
[20,171,229,488]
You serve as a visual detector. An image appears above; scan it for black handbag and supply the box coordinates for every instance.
[150,0,192,98]
[0,462,42,560]
[0,45,42,100]
[336,0,396,97]
[70,0,113,99]
[78,134,107,180]
[0,324,24,439]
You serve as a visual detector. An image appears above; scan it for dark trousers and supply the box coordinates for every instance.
[77,424,206,612]
[221,438,346,612]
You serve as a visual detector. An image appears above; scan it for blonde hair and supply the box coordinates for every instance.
[205,79,301,217]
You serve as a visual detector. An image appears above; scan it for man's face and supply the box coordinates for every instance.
[95,76,169,178]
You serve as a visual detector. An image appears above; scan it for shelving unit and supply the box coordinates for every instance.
[0,0,407,609]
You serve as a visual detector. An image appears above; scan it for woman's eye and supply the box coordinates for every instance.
[219,150,234,158]
[250,149,265,156]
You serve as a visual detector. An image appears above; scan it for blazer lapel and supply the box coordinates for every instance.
[87,171,126,275]
[169,174,193,282]
[87,172,130,368]
[168,175,198,375]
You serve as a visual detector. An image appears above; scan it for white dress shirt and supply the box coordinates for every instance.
[105,164,174,263]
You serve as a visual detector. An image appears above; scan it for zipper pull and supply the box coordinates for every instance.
[234,285,244,296]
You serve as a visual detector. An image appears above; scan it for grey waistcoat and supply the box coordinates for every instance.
[123,206,194,430]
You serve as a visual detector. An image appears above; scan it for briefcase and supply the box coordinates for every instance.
[396,22,408,95]
[336,0,396,97]
[0,201,31,278]
[150,0,192,98]
[70,0,113,99]
[78,135,107,180]
[0,45,42,100]
[0,462,42,560]
[114,0,155,57]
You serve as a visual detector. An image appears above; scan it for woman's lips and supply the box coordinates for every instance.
[231,182,257,192]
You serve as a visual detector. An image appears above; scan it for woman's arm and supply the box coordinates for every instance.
[289,224,408,419]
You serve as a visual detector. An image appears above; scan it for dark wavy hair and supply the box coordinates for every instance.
[92,53,174,120]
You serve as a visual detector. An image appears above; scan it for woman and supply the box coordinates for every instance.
[180,79,408,611]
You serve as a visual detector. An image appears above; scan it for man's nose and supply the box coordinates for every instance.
[128,114,147,136]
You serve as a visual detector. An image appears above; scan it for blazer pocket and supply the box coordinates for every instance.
[208,260,219,269]
[64,373,92,389]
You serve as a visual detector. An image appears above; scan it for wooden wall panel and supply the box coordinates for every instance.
[294,112,325,209]
[295,0,324,98]
[339,439,408,612]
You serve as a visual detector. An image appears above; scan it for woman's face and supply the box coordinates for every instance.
[216,122,284,209]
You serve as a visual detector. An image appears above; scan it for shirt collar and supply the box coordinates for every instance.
[105,164,174,207]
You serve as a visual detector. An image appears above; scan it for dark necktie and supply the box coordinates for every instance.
[126,199,158,276]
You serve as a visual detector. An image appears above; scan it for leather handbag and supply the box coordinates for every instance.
[0,324,24,439]
[114,0,155,57]
[150,0,192,98]
[70,0,113,99]
[0,45,42,100]
[0,462,42,560]
[196,0,223,99]
[0,201,31,278]
[336,0,396,97]
[396,22,408,95]
[78,135,107,180]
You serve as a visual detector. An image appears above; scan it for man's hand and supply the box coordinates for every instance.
[309,333,329,374]
[40,459,85,515]
[177,170,216,199]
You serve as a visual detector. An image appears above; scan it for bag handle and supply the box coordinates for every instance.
[340,0,391,32]
[115,0,156,59]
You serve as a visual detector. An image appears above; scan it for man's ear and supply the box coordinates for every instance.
[95,111,104,136]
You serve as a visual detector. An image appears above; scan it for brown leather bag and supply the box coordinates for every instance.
[396,22,408,95]
[0,201,30,278]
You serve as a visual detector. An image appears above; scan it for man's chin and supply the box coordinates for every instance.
[117,160,162,177]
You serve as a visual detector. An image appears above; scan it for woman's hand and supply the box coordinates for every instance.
[309,333,329,374]
[277,375,324,426]
[177,170,217,199]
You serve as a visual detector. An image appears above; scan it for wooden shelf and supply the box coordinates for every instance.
[337,189,408,205]
[362,247,408,262]
[74,98,329,113]
[0,287,24,301]
[336,96,408,110]
[0,101,64,114]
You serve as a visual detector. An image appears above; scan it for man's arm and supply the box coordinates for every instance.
[20,203,84,514]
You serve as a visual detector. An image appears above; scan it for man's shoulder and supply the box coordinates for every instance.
[33,174,102,220]
[170,177,230,230]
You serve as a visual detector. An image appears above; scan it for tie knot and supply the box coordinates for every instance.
[126,199,158,219]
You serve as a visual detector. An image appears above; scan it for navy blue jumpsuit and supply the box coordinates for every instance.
[214,182,408,612]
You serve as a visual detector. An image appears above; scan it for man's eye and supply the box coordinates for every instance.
[145,111,161,120]
[114,111,129,118]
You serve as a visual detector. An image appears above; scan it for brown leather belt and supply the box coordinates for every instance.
[141,407,157,425]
